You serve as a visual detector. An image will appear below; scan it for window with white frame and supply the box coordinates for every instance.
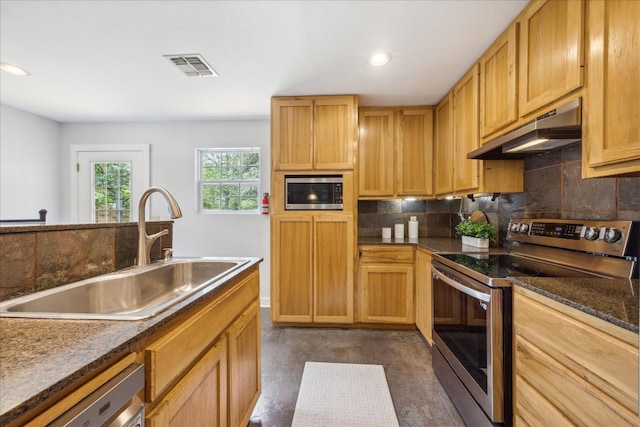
[197,148,261,213]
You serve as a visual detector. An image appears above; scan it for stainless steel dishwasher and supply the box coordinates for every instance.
[49,363,145,427]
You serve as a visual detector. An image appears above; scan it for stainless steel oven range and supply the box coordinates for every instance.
[431,218,638,427]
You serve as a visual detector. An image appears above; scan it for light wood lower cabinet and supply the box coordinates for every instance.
[414,248,433,343]
[358,245,414,324]
[513,286,640,426]
[146,338,228,427]
[271,213,354,324]
[227,301,261,427]
[143,268,261,427]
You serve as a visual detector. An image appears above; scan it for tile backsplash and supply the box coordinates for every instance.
[358,145,640,245]
[0,222,173,301]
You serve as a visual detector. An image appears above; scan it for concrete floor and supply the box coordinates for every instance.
[251,308,465,427]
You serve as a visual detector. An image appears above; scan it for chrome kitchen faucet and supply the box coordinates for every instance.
[137,187,182,267]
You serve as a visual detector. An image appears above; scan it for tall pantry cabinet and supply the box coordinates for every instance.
[270,95,358,324]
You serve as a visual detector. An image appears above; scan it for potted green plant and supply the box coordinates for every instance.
[455,219,497,248]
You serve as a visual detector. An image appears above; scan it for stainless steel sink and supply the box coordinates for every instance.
[0,258,250,320]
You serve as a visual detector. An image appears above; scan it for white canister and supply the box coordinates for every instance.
[408,216,419,239]
[394,223,404,239]
[381,227,392,239]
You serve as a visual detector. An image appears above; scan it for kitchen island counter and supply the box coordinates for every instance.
[0,257,262,426]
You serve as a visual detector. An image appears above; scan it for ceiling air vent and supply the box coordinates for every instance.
[164,54,218,77]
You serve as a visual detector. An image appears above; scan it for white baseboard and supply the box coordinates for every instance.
[260,297,270,308]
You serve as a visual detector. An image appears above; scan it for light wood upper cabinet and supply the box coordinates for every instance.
[358,245,414,324]
[518,0,584,117]
[358,109,396,197]
[271,95,358,171]
[271,213,354,324]
[513,286,639,426]
[271,99,313,170]
[398,108,434,196]
[582,0,640,178]
[435,66,523,198]
[453,64,480,193]
[415,247,433,344]
[434,92,454,195]
[358,107,433,198]
[480,22,519,139]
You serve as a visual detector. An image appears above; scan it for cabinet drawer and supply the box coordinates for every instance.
[515,335,638,426]
[359,246,414,263]
[146,338,228,427]
[145,270,259,401]
[514,289,638,415]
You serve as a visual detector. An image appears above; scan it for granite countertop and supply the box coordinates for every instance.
[358,237,639,333]
[0,258,262,426]
[510,276,639,333]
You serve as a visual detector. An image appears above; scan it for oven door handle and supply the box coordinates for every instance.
[432,267,491,303]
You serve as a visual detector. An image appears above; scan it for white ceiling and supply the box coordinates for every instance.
[0,0,528,123]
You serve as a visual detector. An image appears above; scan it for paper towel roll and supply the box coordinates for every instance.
[394,224,404,239]
[408,216,419,239]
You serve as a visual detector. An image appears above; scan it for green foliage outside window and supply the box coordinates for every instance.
[198,149,260,212]
[93,162,131,222]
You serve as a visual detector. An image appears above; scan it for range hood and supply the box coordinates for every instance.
[468,98,582,160]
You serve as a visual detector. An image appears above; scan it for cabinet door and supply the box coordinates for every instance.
[398,108,434,197]
[146,338,228,427]
[271,215,313,322]
[271,98,314,170]
[480,23,518,138]
[358,109,396,197]
[314,96,357,170]
[434,92,453,196]
[519,0,584,116]
[513,288,639,425]
[314,214,354,323]
[360,264,414,324]
[583,0,640,178]
[415,248,433,343]
[228,301,261,427]
[453,64,480,193]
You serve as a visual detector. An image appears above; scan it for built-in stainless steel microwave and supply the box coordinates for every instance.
[285,175,343,210]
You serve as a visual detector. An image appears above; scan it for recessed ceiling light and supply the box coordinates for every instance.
[369,51,391,66]
[0,62,30,76]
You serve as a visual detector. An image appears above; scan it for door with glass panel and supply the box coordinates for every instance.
[71,145,149,223]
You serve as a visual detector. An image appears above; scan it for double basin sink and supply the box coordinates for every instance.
[0,258,250,320]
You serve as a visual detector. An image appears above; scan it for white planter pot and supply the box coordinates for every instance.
[461,235,489,248]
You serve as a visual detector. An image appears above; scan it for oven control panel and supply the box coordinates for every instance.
[528,222,582,239]
[507,218,638,258]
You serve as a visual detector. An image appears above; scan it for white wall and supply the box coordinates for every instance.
[59,119,272,305]
[0,104,61,222]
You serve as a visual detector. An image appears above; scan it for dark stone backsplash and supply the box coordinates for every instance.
[358,145,640,246]
[0,222,173,301]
